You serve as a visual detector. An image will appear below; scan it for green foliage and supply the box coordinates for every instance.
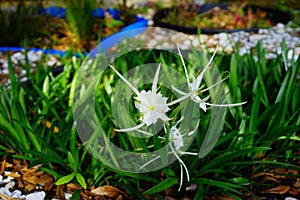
[64,0,98,50]
[0,0,43,46]
[0,39,299,199]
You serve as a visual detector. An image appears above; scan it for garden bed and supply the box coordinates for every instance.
[153,3,293,34]
[0,4,147,53]
[0,1,299,200]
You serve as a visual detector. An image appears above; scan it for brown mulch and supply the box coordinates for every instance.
[1,156,300,200]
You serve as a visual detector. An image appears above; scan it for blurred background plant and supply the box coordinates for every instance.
[63,0,98,51]
[0,0,44,46]
[0,0,138,52]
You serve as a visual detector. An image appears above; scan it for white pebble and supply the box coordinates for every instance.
[2,177,13,183]
[11,52,25,65]
[147,20,154,26]
[148,39,157,47]
[11,190,22,198]
[162,42,171,49]
[224,45,233,54]
[27,51,39,63]
[5,181,15,189]
[65,192,72,199]
[287,49,294,60]
[208,47,215,53]
[0,187,11,196]
[239,47,247,56]
[199,35,208,44]
[276,23,285,29]
[258,29,269,34]
[1,69,9,74]
[192,39,200,47]
[21,77,28,82]
[154,35,164,41]
[276,29,285,34]
[21,70,26,75]
[26,191,46,200]
[183,40,190,47]
[207,38,217,46]
[218,33,228,41]
[265,53,277,60]
[249,34,264,42]
[47,59,57,66]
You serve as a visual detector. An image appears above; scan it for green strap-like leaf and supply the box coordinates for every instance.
[56,173,75,185]
[143,177,177,195]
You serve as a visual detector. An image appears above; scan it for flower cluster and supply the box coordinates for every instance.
[108,45,246,190]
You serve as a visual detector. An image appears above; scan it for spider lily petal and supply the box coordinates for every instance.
[109,64,139,95]
[139,155,161,170]
[177,43,190,86]
[152,63,161,92]
[114,123,145,132]
[170,144,190,191]
[204,101,247,107]
[167,86,203,106]
[191,45,218,91]
[199,74,230,93]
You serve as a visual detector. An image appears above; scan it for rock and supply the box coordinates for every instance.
[27,51,39,63]
[0,187,11,196]
[26,191,46,200]
[207,38,217,47]
[218,33,228,41]
[265,53,277,60]
[258,29,269,34]
[147,20,154,26]
[11,52,25,65]
[199,35,208,44]
[11,190,24,198]
[276,23,285,30]
[287,49,294,60]
[239,47,247,56]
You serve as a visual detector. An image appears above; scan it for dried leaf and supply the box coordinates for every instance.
[0,159,6,174]
[91,185,127,198]
[288,169,298,175]
[12,159,21,166]
[25,183,36,192]
[4,161,13,168]
[259,176,280,184]
[288,188,300,196]
[66,183,82,192]
[23,176,40,185]
[43,175,55,192]
[294,178,300,188]
[56,185,66,200]
[0,193,19,200]
[253,172,272,179]
[262,185,290,194]
[5,172,21,178]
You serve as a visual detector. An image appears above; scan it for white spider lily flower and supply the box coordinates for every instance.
[134,90,170,126]
[109,63,171,131]
[172,44,247,111]
[168,118,198,191]
[139,118,199,191]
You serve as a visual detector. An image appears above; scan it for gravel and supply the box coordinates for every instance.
[0,171,71,200]
[130,23,300,62]
[0,50,61,86]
